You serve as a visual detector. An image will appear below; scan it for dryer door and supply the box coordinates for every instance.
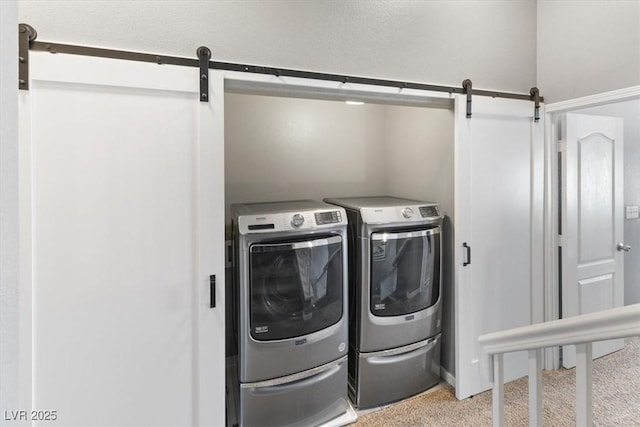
[370,228,441,317]
[249,235,344,341]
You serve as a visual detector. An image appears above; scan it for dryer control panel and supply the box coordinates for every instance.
[360,204,442,224]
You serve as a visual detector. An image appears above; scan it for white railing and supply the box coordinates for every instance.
[478,303,640,426]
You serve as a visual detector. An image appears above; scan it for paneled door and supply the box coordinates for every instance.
[561,113,625,368]
[454,95,544,399]
[19,52,225,425]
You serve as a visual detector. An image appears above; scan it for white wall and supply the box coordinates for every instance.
[224,93,453,222]
[19,1,537,94]
[225,93,389,222]
[1,0,19,413]
[537,0,640,103]
[578,99,640,306]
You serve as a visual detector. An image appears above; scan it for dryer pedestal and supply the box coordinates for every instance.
[324,196,445,410]
[351,334,441,409]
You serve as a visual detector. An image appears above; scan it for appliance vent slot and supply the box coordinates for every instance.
[248,224,275,230]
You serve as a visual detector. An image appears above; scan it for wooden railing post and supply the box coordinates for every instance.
[479,304,640,426]
[528,349,543,427]
[576,343,593,426]
[493,354,504,427]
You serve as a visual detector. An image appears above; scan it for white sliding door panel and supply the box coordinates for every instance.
[454,96,544,399]
[20,53,224,426]
[561,113,624,368]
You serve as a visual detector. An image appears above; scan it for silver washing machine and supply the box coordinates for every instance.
[324,196,443,408]
[231,200,350,427]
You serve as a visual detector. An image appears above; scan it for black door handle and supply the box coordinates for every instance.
[210,274,216,308]
[463,243,471,266]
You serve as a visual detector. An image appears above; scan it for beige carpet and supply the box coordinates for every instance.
[354,337,640,426]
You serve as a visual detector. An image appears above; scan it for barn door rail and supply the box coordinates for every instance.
[478,303,640,427]
[18,23,544,108]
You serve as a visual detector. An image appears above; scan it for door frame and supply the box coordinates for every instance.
[542,85,640,370]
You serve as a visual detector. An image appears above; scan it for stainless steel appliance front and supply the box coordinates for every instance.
[232,200,350,426]
[324,196,443,408]
[362,227,441,351]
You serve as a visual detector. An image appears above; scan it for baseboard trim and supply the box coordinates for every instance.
[440,366,456,388]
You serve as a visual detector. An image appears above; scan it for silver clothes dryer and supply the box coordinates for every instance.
[324,196,443,408]
[231,200,350,427]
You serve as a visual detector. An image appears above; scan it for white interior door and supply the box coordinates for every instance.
[454,95,544,399]
[561,113,624,368]
[19,53,225,425]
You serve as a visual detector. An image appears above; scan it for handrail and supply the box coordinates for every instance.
[478,303,640,426]
[479,303,640,360]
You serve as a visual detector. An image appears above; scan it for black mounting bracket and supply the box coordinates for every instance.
[197,46,211,102]
[462,79,473,119]
[18,23,37,90]
[530,87,541,122]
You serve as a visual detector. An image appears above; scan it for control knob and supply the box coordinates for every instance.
[291,213,305,228]
[402,207,414,219]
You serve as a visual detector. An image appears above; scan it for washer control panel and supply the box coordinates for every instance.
[401,207,414,219]
[419,205,440,219]
[238,208,347,234]
[291,213,305,228]
[314,210,342,225]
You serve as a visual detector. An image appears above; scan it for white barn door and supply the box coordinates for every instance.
[454,95,544,399]
[19,53,225,425]
[561,113,625,368]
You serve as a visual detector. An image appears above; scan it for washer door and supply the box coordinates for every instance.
[370,228,440,317]
[249,235,343,341]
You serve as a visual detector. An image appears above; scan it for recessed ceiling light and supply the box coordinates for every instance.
[346,101,365,106]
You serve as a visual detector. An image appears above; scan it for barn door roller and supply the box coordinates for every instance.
[18,23,37,90]
[530,87,541,122]
[462,79,473,119]
[197,46,211,103]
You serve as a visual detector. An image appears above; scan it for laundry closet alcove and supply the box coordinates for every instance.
[220,70,543,402]
[19,50,543,426]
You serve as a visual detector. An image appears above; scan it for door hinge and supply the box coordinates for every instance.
[462,79,473,119]
[557,235,564,247]
[557,140,566,152]
[197,46,211,103]
[18,23,37,90]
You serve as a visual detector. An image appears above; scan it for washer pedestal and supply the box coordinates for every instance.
[240,357,349,427]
